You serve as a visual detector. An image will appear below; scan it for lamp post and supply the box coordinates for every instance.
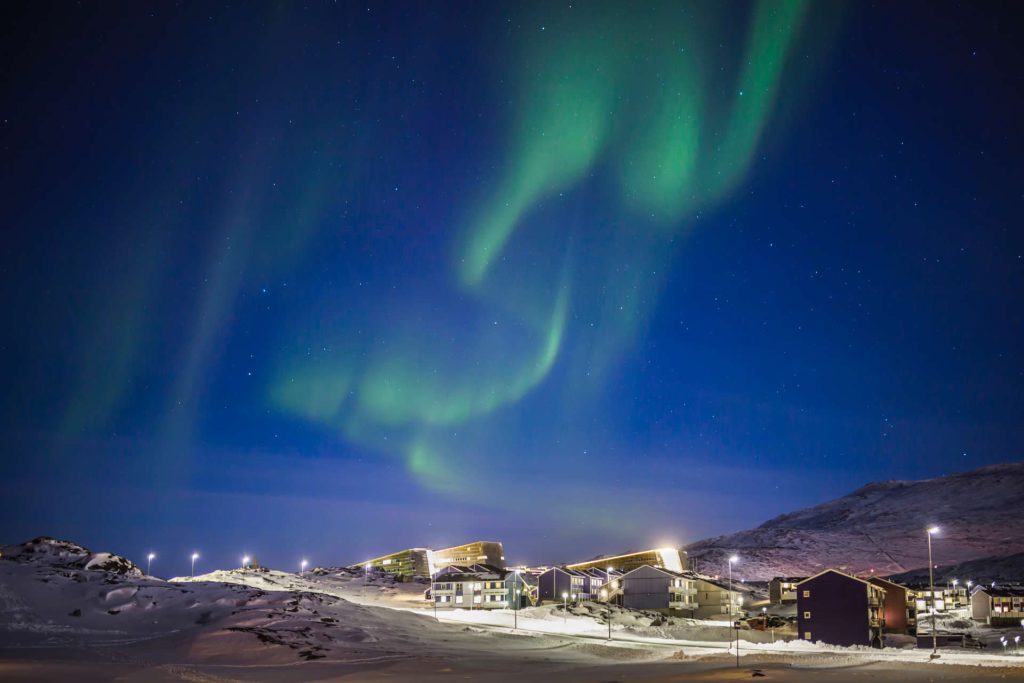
[1015,635,1020,655]
[300,559,308,576]
[511,569,520,631]
[951,578,959,609]
[242,555,250,570]
[926,526,939,655]
[191,552,199,578]
[728,555,738,658]
[432,570,438,622]
[146,552,155,576]
[562,591,568,624]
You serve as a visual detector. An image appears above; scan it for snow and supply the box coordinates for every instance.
[2,538,1023,681]
[687,462,1024,580]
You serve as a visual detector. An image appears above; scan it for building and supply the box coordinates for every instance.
[971,585,1024,626]
[353,540,504,580]
[615,565,698,615]
[430,541,505,572]
[537,567,589,603]
[692,575,744,620]
[567,548,686,574]
[431,565,530,609]
[358,547,431,579]
[796,569,885,648]
[868,576,916,634]
[769,577,805,605]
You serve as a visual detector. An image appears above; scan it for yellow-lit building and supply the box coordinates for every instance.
[430,541,505,572]
[355,540,505,579]
[567,548,686,574]
[359,548,431,578]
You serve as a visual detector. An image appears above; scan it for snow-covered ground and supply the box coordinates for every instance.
[2,538,1024,682]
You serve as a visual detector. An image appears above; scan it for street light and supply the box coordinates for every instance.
[562,591,569,624]
[242,555,251,570]
[926,526,939,655]
[431,569,438,622]
[511,569,521,631]
[146,552,155,576]
[300,559,308,575]
[728,555,738,661]
[191,552,200,578]
[1015,635,1020,655]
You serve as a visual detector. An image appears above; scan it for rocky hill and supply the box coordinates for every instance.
[685,463,1024,580]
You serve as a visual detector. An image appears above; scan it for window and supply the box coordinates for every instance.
[804,631,812,640]
[803,611,811,619]
[455,596,463,605]
[802,590,810,598]
[473,595,482,604]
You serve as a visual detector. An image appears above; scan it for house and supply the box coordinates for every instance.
[971,585,1024,626]
[537,567,589,602]
[905,582,947,614]
[769,576,805,605]
[431,564,530,609]
[796,569,885,648]
[692,575,744,620]
[868,576,916,634]
[616,565,697,615]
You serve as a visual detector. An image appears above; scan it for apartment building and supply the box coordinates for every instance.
[797,569,886,648]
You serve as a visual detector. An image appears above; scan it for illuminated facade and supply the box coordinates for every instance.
[430,541,505,572]
[567,548,686,574]
[355,540,505,579]
[359,548,432,578]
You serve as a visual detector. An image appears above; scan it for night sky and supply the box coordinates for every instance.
[2,1,1022,577]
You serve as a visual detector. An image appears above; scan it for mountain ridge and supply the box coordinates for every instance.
[685,462,1024,580]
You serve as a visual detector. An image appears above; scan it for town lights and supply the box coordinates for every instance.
[191,552,200,578]
[146,552,155,576]
[926,526,939,655]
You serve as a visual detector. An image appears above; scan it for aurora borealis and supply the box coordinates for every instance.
[2,1,1023,575]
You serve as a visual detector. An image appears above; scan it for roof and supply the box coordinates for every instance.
[867,576,909,591]
[796,568,886,592]
[771,576,807,583]
[974,586,1024,598]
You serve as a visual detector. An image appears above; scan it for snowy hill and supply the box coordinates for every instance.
[685,463,1024,580]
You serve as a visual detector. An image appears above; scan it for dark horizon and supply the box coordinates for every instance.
[2,1,1022,579]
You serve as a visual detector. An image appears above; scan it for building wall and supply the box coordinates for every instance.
[537,568,584,602]
[692,578,742,620]
[797,571,881,647]
[360,548,430,578]
[431,541,505,571]
[971,591,990,621]
[869,578,912,634]
[622,566,673,611]
[568,549,686,574]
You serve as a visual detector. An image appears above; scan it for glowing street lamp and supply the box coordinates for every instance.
[562,591,569,624]
[926,526,940,655]
[1015,635,1020,655]
[300,559,308,575]
[242,555,251,570]
[146,552,155,576]
[191,552,200,578]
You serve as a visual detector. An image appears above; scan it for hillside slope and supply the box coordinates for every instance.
[685,463,1024,580]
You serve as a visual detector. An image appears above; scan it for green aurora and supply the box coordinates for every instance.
[269,0,826,511]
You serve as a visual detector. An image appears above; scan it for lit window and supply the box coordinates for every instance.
[804,631,812,640]
[804,611,811,619]
[803,590,810,598]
